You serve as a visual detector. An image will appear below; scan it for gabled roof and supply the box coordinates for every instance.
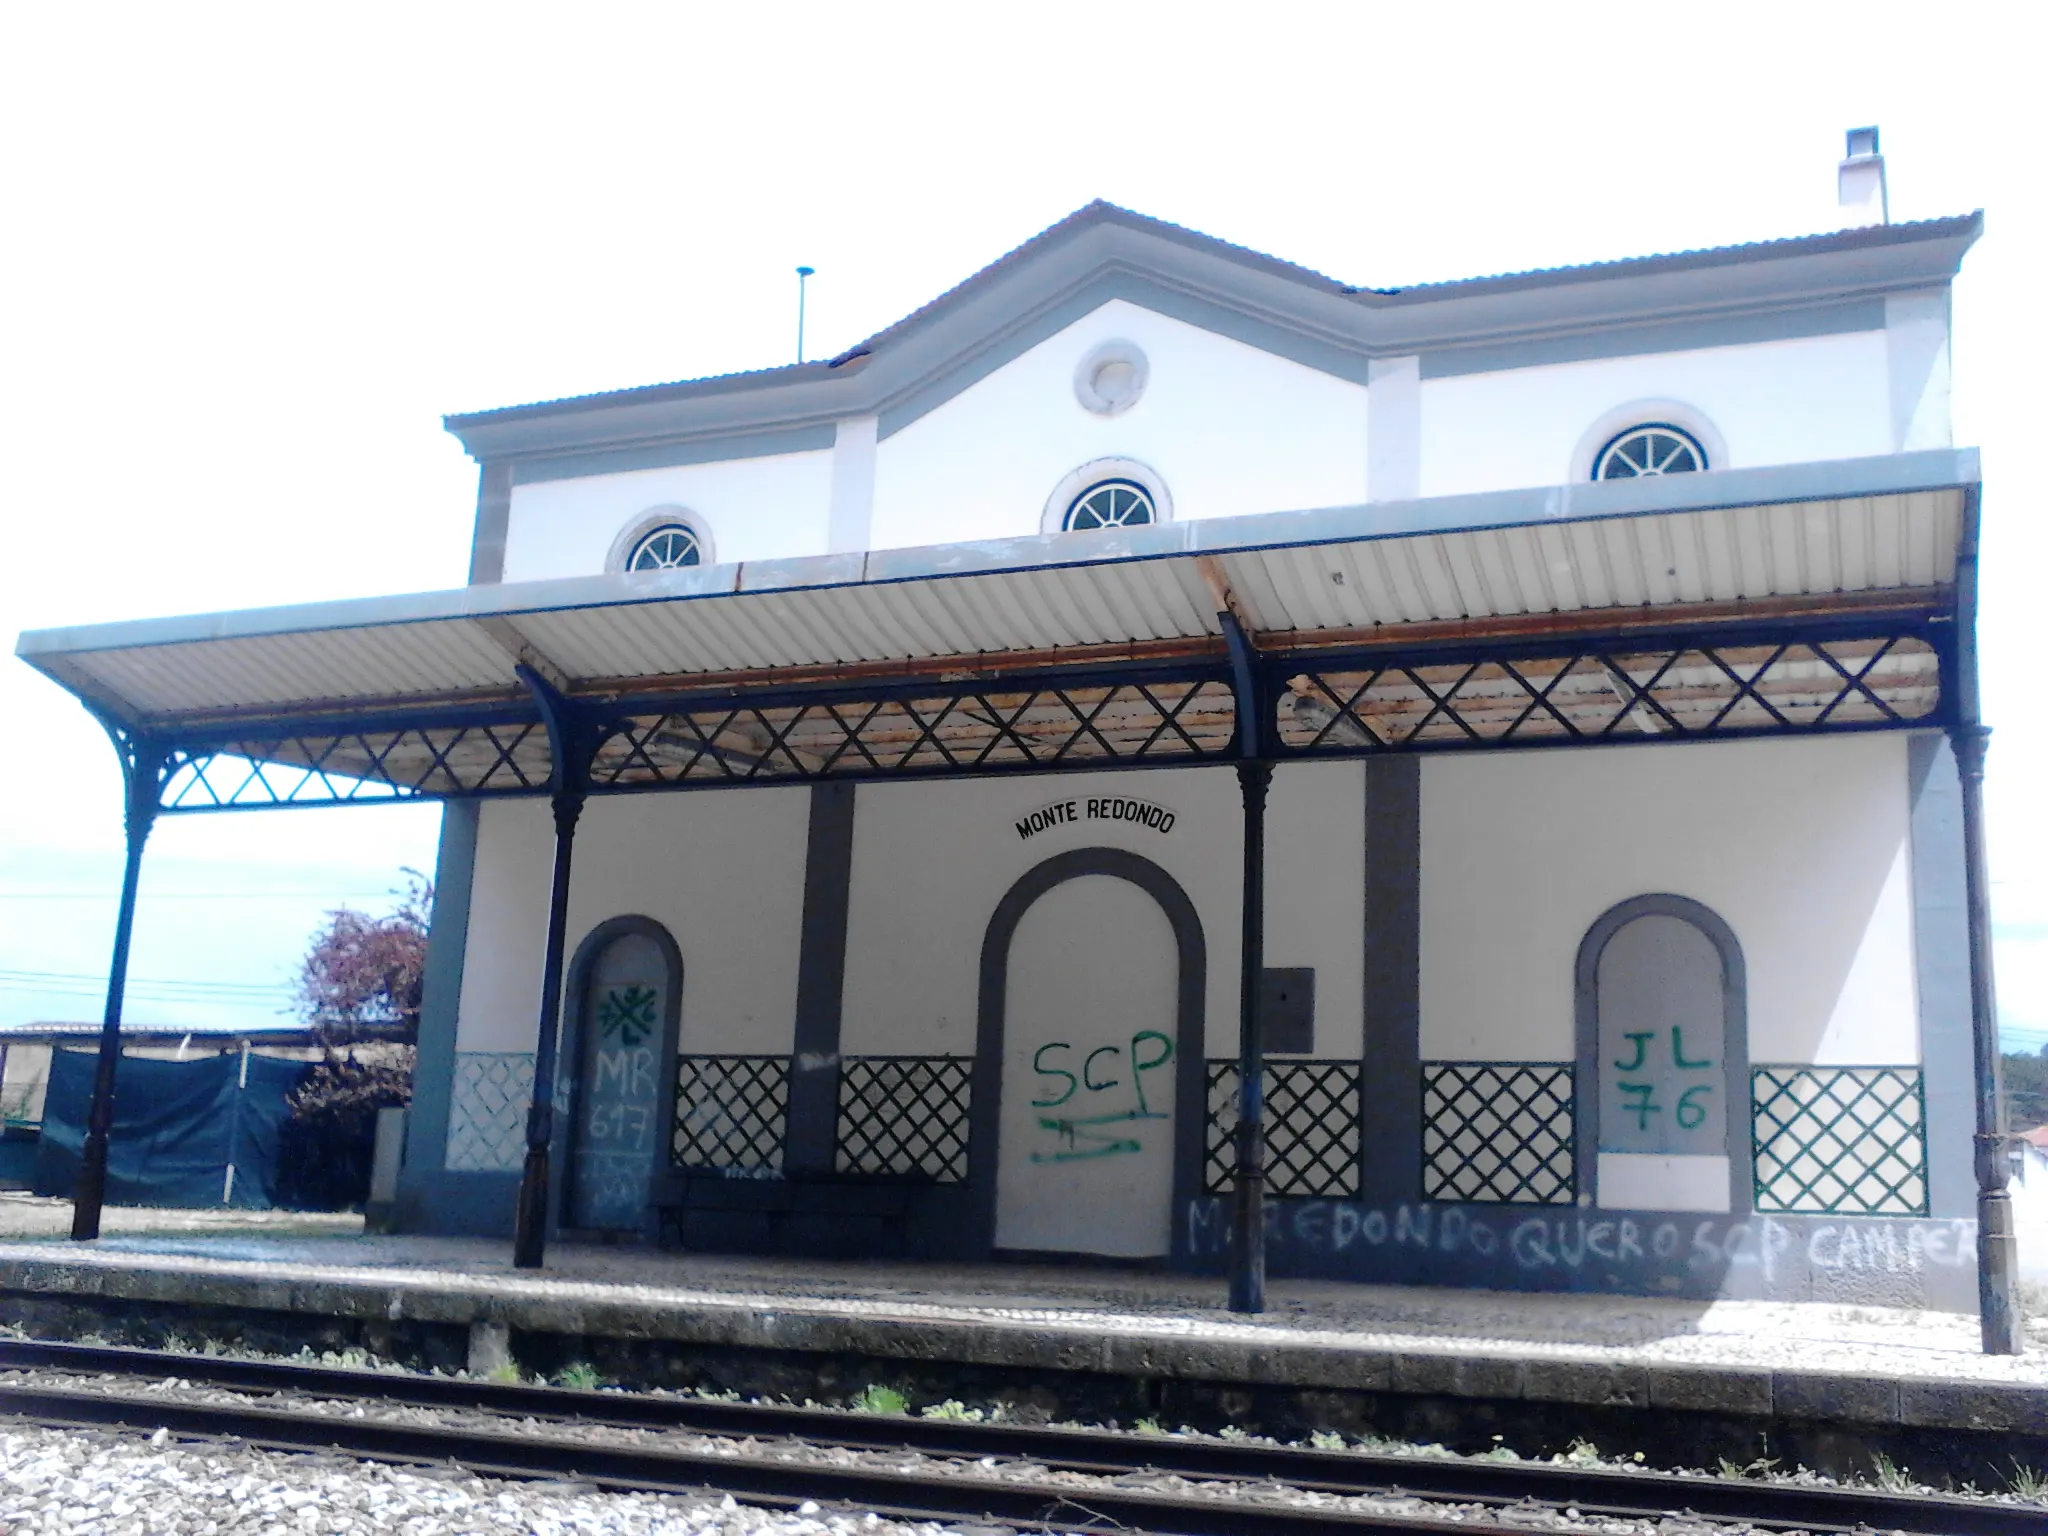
[443,202,1982,473]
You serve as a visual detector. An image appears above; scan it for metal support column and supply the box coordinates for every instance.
[1954,725,2021,1353]
[72,722,167,1241]
[1229,756,1274,1313]
[1218,607,1271,1314]
[512,667,599,1271]
[1947,490,2021,1355]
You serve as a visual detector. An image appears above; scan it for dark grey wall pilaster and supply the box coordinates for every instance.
[785,783,857,1174]
[398,801,478,1205]
[1360,758,1422,1205]
[1910,732,1976,1218]
[467,462,513,585]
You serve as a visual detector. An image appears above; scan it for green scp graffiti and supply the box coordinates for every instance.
[1027,1029,1174,1162]
[596,984,659,1049]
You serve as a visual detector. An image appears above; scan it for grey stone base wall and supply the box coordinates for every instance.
[394,1170,519,1237]
[1181,1196,1979,1310]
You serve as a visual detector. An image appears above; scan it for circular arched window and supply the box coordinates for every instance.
[626,522,704,571]
[1073,339,1149,416]
[1063,479,1156,531]
[1594,424,1708,479]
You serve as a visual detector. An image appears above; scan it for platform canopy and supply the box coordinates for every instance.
[14,451,1978,814]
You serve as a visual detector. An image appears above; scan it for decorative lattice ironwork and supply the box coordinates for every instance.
[1751,1066,1928,1215]
[446,1052,535,1172]
[593,679,1236,787]
[1205,1060,1363,1197]
[1421,1063,1576,1205]
[835,1056,973,1182]
[1280,632,1938,755]
[672,1055,788,1174]
[141,618,1947,817]
[163,723,549,811]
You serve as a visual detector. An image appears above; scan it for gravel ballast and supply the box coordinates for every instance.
[0,1425,972,1536]
[10,1369,2012,1534]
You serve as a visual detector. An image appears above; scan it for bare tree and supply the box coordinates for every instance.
[280,871,431,1208]
[291,869,432,1046]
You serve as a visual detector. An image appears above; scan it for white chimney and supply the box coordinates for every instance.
[1838,126,1889,227]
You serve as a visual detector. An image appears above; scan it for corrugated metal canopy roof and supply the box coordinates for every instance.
[17,451,1975,732]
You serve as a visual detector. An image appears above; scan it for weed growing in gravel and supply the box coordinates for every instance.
[1307,1430,1347,1452]
[485,1360,524,1387]
[1717,1455,1780,1479]
[555,1362,604,1391]
[2006,1460,2048,1501]
[851,1384,908,1414]
[1134,1418,1166,1436]
[919,1399,984,1422]
[1481,1435,1520,1463]
[1216,1425,1248,1441]
[1558,1438,1601,1464]
[1869,1452,1912,1492]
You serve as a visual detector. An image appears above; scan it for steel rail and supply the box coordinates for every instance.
[0,1338,2037,1535]
[1,1381,1579,1536]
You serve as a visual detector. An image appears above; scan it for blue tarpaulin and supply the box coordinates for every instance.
[33,1048,311,1209]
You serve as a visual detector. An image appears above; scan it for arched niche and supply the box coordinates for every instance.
[1574,894,1751,1214]
[559,914,684,1237]
[970,847,1206,1261]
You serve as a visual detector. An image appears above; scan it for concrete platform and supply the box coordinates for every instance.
[0,1227,2043,1443]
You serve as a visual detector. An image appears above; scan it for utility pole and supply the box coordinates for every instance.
[796,266,815,364]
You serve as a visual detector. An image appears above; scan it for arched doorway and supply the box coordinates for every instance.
[1575,895,1750,1213]
[562,916,682,1233]
[973,849,1204,1259]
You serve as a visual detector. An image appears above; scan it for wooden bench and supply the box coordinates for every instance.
[652,1169,919,1256]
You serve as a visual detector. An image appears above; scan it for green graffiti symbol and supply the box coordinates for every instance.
[597,984,658,1048]
[1030,1041,1078,1107]
[1030,1108,1168,1163]
[1129,1029,1173,1117]
[1671,1025,1713,1070]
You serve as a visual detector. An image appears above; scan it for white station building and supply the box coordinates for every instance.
[17,136,2021,1331]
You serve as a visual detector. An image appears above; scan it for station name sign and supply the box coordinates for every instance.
[1016,796,1177,841]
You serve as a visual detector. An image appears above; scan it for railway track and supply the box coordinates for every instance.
[0,1337,2037,1534]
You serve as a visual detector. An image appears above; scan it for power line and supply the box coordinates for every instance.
[0,968,290,997]
[0,891,404,900]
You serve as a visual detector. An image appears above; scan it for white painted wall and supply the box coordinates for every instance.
[1885,291,1953,452]
[839,760,1366,1062]
[2013,1141,2048,1283]
[1419,330,1893,498]
[1418,733,1919,1065]
[491,312,1923,582]
[869,299,1371,551]
[1265,760,1366,1056]
[455,788,811,1055]
[1598,1152,1732,1213]
[500,450,833,582]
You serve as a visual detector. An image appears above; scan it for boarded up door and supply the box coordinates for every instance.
[569,930,670,1229]
[995,875,1178,1256]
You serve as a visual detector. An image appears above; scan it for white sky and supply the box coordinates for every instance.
[1,4,2041,1051]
